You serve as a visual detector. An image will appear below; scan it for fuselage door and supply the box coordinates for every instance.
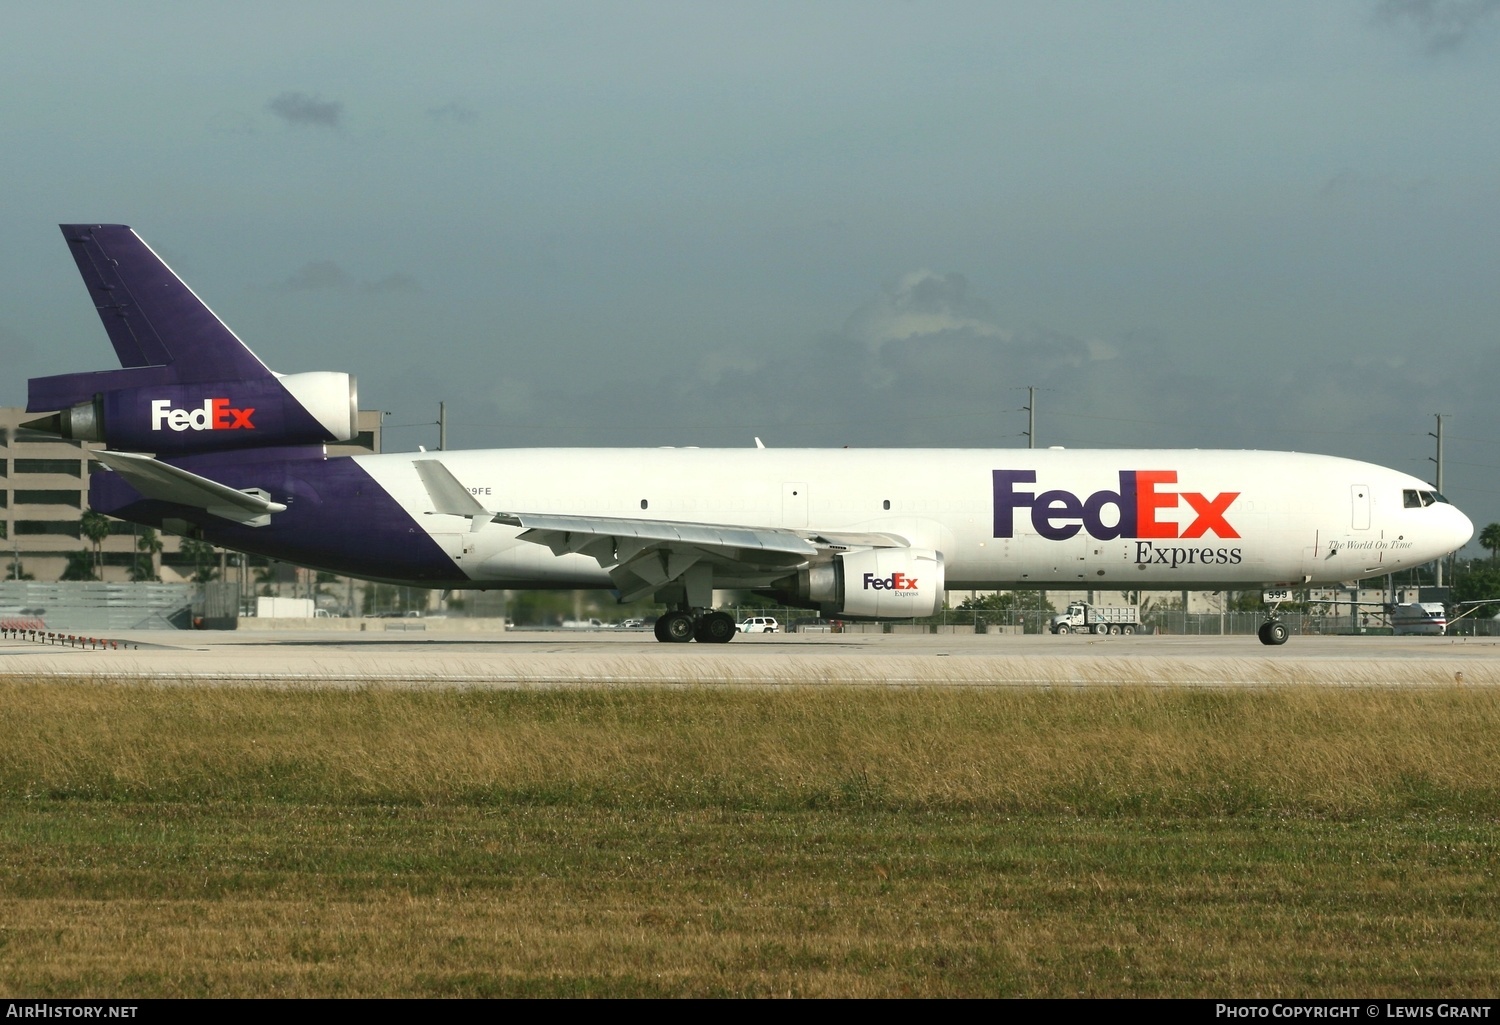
[1351,485,1370,530]
[433,532,476,568]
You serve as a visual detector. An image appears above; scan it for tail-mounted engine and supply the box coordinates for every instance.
[26,225,361,456]
[24,371,358,455]
[785,547,945,619]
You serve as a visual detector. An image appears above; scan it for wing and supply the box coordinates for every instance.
[497,511,908,602]
[1451,599,1500,622]
[91,449,286,527]
[1305,599,1390,608]
[411,457,908,602]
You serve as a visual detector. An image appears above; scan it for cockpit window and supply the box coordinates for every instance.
[1403,489,1450,508]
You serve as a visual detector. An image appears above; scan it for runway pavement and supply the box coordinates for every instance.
[3,628,1499,687]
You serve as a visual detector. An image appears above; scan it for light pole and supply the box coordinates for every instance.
[1430,414,1447,588]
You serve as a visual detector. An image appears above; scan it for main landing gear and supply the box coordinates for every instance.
[653,609,737,643]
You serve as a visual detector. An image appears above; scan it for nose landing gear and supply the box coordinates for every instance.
[1258,591,1291,645]
[1257,620,1289,645]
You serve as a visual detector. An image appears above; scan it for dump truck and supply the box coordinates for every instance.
[1049,602,1142,636]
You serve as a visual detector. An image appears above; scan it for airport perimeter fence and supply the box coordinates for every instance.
[0,581,196,632]
[724,606,1500,637]
[1152,610,1500,637]
[726,607,1060,635]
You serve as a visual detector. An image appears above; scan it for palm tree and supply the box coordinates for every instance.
[132,527,164,582]
[1480,523,1500,566]
[178,537,219,583]
[79,510,111,579]
[60,550,97,581]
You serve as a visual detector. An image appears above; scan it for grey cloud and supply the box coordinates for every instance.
[843,270,1008,351]
[267,91,344,128]
[838,269,1114,374]
[1374,0,1500,54]
[426,101,477,125]
[361,273,423,295]
[494,272,1124,450]
[279,260,349,292]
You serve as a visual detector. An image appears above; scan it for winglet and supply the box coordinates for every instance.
[413,459,492,520]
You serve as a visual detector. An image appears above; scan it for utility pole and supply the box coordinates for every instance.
[1430,413,1446,588]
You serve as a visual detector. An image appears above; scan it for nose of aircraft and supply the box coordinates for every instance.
[1450,504,1475,553]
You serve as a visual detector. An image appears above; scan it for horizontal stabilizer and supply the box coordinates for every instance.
[91,449,286,527]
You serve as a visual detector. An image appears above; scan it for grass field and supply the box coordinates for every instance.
[0,681,1497,997]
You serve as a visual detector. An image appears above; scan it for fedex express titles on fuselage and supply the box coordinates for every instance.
[994,467,1244,568]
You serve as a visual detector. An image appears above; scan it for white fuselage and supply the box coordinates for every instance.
[351,447,1471,591]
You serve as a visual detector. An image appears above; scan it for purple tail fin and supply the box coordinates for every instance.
[59,224,273,381]
[26,225,357,455]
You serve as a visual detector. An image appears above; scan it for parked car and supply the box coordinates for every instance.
[736,616,780,634]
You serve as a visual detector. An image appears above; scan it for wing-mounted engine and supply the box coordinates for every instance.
[788,547,946,619]
[26,371,358,455]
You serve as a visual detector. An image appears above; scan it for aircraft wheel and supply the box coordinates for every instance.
[1257,621,1289,646]
[659,611,695,643]
[695,611,737,644]
[653,617,671,642]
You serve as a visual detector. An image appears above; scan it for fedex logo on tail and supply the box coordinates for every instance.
[150,398,255,433]
[993,470,1239,541]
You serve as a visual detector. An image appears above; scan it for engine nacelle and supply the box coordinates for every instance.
[793,547,945,619]
[25,372,358,455]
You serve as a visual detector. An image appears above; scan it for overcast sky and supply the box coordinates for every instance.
[3,2,1499,541]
